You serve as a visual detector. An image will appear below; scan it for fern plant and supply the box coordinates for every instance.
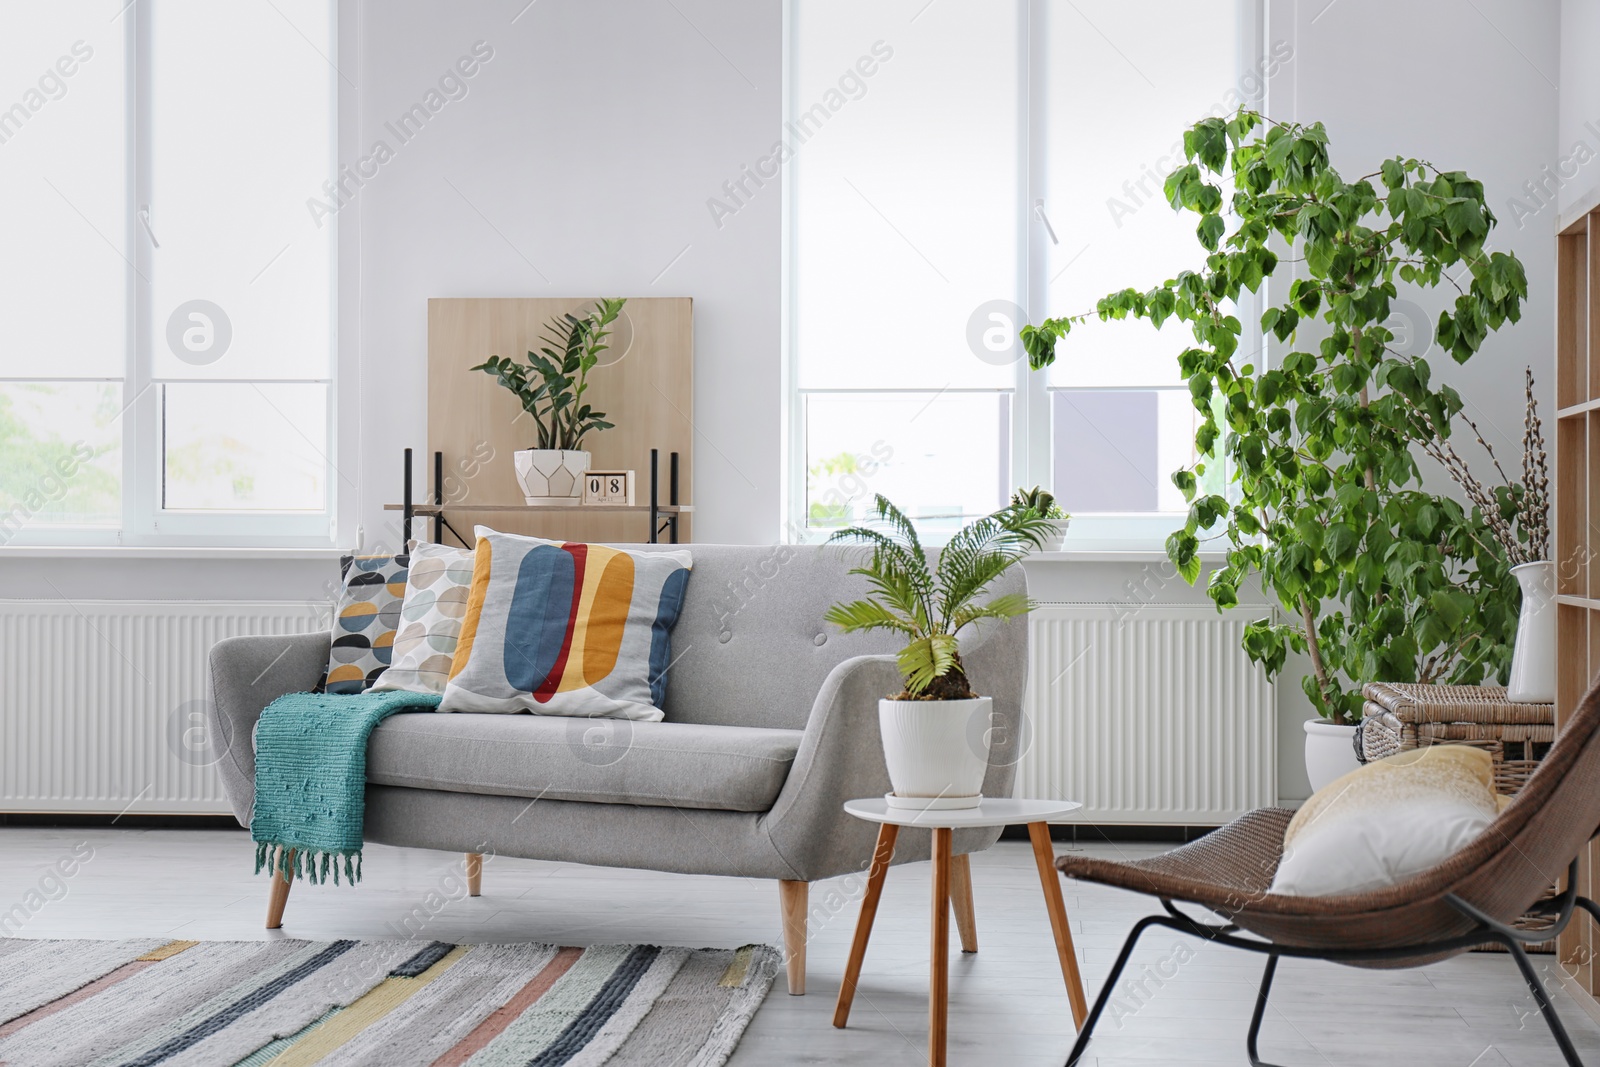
[825,495,1049,700]
[471,298,625,451]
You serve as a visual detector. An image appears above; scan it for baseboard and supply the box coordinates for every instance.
[999,823,1218,844]
[0,813,245,830]
[1557,969,1600,1028]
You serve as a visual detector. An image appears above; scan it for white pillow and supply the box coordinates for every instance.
[1269,745,1501,897]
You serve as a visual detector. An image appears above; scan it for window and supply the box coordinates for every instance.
[0,0,340,548]
[786,0,1258,547]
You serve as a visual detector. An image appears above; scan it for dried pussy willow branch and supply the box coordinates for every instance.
[1413,366,1548,566]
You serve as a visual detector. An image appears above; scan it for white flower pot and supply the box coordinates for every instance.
[1034,518,1070,552]
[879,696,992,810]
[1303,719,1359,793]
[514,449,589,505]
[1507,560,1556,703]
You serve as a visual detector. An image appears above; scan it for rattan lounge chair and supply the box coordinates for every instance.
[1056,682,1600,1067]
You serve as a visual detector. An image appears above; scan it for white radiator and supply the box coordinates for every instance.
[0,600,328,814]
[1017,604,1276,825]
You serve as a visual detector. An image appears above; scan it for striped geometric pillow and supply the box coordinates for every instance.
[440,527,692,720]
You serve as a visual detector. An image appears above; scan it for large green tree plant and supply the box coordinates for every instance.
[1020,110,1528,723]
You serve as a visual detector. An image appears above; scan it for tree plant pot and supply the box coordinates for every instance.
[1507,560,1555,703]
[514,449,589,505]
[879,696,992,810]
[1303,719,1359,793]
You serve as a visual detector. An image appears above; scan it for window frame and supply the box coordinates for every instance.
[0,0,355,551]
[781,0,1263,549]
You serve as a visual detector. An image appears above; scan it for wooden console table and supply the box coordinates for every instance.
[385,447,691,546]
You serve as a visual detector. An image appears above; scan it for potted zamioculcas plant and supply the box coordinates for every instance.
[471,298,625,504]
[1009,486,1070,551]
[825,495,1048,809]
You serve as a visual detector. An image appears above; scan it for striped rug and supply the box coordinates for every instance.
[0,938,778,1066]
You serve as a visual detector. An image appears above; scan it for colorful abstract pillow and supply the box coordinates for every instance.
[321,552,410,694]
[370,541,476,696]
[440,527,692,720]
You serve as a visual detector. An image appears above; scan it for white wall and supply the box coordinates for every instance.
[352,0,781,549]
[1560,0,1600,218]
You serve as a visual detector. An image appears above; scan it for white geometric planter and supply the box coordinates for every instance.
[1036,518,1070,552]
[879,696,992,810]
[514,449,589,505]
[1506,560,1556,703]
[1303,719,1360,793]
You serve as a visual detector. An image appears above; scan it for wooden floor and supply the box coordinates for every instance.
[4,826,1600,1065]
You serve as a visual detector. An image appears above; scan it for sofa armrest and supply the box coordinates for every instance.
[207,630,331,826]
[763,654,903,880]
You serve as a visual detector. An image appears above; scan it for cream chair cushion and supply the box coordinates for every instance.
[1270,745,1503,897]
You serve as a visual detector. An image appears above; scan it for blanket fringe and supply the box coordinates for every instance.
[253,841,365,886]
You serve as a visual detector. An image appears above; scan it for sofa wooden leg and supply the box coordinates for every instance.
[465,853,483,897]
[950,853,978,953]
[779,879,808,995]
[265,847,295,929]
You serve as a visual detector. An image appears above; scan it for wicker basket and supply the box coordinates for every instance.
[1359,682,1558,952]
[1359,683,1554,796]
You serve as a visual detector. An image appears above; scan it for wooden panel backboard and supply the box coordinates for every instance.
[426,297,693,545]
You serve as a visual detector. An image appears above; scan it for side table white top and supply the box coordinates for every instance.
[843,797,1084,829]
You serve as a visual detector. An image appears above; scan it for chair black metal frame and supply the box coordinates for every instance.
[1066,857,1600,1067]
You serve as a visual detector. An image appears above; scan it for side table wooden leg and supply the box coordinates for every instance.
[1028,821,1088,1026]
[833,822,898,1028]
[950,852,977,953]
[930,826,952,1067]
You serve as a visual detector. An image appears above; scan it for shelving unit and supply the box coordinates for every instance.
[1555,207,1600,1000]
[386,447,690,545]
[417,295,695,545]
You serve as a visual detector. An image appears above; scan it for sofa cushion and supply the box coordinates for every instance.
[441,528,692,721]
[366,713,802,812]
[321,552,410,693]
[371,541,475,695]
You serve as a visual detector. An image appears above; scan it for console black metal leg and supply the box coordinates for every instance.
[432,451,443,544]
[669,450,680,544]
[1064,915,1160,1067]
[648,448,659,544]
[1503,934,1585,1066]
[402,447,413,542]
[1246,953,1286,1067]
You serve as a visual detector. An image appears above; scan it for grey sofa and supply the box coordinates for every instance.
[207,543,1029,994]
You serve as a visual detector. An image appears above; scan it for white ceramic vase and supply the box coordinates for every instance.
[878,696,992,810]
[1303,719,1359,793]
[514,449,589,505]
[1507,560,1556,703]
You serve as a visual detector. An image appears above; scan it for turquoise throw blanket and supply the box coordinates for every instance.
[251,689,441,885]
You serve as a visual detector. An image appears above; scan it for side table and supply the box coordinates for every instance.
[833,798,1088,1067]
